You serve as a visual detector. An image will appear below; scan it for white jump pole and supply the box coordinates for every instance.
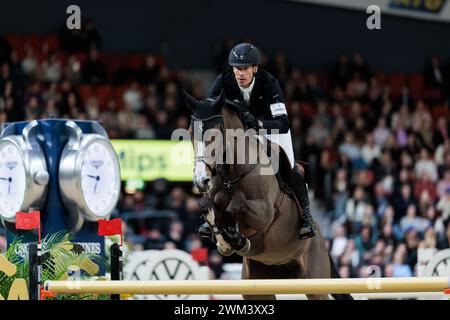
[44,277,450,295]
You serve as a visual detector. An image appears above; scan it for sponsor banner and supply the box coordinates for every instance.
[286,0,450,23]
[111,140,194,182]
[123,249,210,300]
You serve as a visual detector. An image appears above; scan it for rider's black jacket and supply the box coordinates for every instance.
[208,69,290,134]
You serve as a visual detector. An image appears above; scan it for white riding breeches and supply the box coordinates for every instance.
[264,129,295,169]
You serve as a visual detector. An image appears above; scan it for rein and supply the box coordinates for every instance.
[222,159,258,201]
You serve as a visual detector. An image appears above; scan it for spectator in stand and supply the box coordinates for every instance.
[82,19,102,50]
[436,186,450,223]
[332,54,352,88]
[392,245,413,277]
[400,205,430,235]
[394,85,415,110]
[24,96,42,120]
[82,46,107,84]
[412,100,432,133]
[134,114,155,139]
[345,186,371,232]
[209,250,225,279]
[380,222,399,248]
[39,52,62,83]
[423,55,446,103]
[65,55,83,84]
[99,98,121,138]
[420,227,438,253]
[153,110,173,139]
[433,116,449,147]
[351,52,371,80]
[338,132,361,162]
[144,224,167,250]
[346,72,368,102]
[182,196,202,240]
[330,115,347,144]
[306,74,326,103]
[338,265,351,278]
[392,184,417,222]
[354,225,377,264]
[339,239,360,274]
[352,116,368,146]
[21,46,38,78]
[167,221,185,250]
[307,118,329,149]
[138,54,160,85]
[43,98,59,118]
[123,81,143,112]
[414,173,437,203]
[373,117,390,148]
[415,148,438,182]
[267,52,291,88]
[145,178,170,210]
[361,133,381,166]
[330,224,348,260]
[438,224,450,249]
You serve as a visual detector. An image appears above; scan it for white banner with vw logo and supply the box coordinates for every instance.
[123,249,210,300]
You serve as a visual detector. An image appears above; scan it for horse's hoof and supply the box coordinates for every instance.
[217,245,234,256]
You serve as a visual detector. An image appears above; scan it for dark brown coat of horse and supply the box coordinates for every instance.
[184,91,352,300]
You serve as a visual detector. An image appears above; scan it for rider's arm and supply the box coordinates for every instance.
[261,114,289,133]
[260,78,290,134]
[208,74,223,98]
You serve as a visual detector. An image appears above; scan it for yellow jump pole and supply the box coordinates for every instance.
[44,277,450,295]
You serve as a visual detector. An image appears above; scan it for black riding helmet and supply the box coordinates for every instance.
[228,43,261,67]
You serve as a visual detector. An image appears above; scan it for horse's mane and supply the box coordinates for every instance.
[221,102,271,165]
[224,101,269,145]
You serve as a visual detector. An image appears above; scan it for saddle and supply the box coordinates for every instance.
[264,141,305,220]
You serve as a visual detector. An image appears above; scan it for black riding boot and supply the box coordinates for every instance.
[291,167,316,239]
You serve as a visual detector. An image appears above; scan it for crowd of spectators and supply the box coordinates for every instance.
[0,26,449,280]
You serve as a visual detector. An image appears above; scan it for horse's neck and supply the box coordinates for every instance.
[223,107,255,177]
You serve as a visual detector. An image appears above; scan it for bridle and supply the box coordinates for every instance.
[191,109,259,200]
[191,114,224,177]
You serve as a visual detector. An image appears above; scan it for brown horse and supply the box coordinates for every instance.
[184,90,352,300]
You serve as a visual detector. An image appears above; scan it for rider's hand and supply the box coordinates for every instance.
[242,112,261,130]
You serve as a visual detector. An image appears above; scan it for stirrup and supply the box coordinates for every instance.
[298,217,316,239]
[299,227,316,240]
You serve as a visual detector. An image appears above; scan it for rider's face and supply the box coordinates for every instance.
[233,66,257,88]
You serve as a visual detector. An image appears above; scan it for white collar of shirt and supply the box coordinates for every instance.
[238,77,255,103]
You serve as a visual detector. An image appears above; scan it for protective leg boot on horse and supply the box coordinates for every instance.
[197,221,213,239]
[196,196,215,239]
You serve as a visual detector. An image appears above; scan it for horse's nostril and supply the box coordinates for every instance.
[203,178,211,187]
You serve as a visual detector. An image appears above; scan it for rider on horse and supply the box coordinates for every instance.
[197,42,316,240]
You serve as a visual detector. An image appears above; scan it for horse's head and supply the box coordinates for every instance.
[183,89,226,193]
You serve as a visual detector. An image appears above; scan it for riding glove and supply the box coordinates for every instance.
[242,112,262,130]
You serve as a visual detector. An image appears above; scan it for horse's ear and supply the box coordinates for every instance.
[212,89,225,111]
[181,89,198,112]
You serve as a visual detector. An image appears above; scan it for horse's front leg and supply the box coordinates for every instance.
[226,191,272,231]
[198,196,234,256]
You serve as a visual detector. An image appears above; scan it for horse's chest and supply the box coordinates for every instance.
[212,190,230,211]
